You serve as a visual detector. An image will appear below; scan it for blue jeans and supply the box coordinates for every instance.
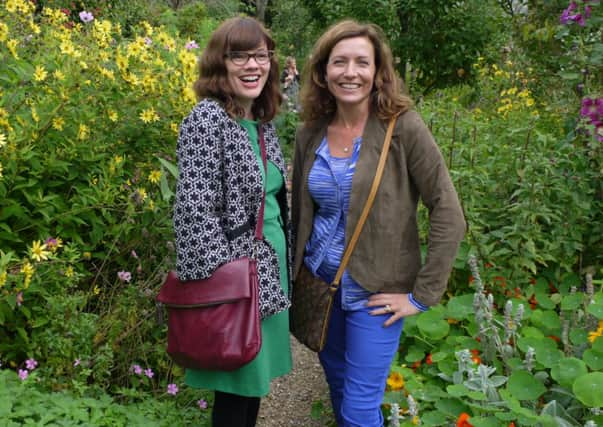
[319,290,404,427]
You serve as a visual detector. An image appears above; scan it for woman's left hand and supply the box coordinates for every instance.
[367,293,420,327]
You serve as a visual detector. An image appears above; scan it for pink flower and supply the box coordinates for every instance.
[16,292,23,306]
[117,271,131,282]
[18,369,28,380]
[144,368,154,378]
[185,40,199,50]
[79,11,94,23]
[25,358,38,370]
[131,364,143,375]
[74,359,81,367]
[197,399,208,409]
[167,383,179,395]
[131,250,138,259]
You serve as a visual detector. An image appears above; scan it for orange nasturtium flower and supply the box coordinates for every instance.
[386,371,405,391]
[457,412,473,427]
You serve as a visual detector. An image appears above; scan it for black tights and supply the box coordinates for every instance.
[212,391,261,427]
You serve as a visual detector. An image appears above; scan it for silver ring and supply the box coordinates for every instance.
[385,304,392,313]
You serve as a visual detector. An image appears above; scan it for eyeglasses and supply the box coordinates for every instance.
[225,50,274,65]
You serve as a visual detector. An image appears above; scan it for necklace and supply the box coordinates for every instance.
[343,146,351,153]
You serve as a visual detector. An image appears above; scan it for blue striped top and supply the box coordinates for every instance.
[303,136,428,312]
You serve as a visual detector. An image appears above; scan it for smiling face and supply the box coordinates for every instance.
[325,36,376,110]
[225,44,271,118]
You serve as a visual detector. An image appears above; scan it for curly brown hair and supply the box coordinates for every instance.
[193,17,282,122]
[299,20,412,124]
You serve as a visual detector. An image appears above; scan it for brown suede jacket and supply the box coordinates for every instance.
[291,110,466,307]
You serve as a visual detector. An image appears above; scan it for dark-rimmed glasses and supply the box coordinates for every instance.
[225,50,274,65]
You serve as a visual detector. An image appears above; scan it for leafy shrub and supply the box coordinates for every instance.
[0,0,199,391]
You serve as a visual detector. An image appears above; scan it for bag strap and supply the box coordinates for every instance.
[255,125,267,240]
[331,115,398,288]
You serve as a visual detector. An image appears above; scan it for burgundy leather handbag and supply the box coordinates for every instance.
[157,128,268,371]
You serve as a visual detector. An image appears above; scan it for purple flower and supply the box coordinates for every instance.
[185,40,199,50]
[144,37,152,46]
[585,5,592,17]
[79,11,94,23]
[167,383,179,395]
[74,358,81,367]
[131,250,138,259]
[16,292,23,306]
[131,364,143,375]
[18,369,29,380]
[117,271,131,282]
[25,358,38,370]
[197,399,208,409]
[144,368,154,378]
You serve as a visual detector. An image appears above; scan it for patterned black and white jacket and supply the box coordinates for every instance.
[173,98,291,319]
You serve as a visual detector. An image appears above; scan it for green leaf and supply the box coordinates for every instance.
[159,165,174,202]
[560,293,583,311]
[434,398,468,417]
[446,384,469,397]
[572,372,603,407]
[417,310,450,340]
[157,156,179,179]
[507,371,546,400]
[583,349,603,370]
[446,294,474,320]
[593,337,603,353]
[551,357,587,388]
[587,295,603,319]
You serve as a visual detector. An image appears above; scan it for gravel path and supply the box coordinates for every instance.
[257,335,331,427]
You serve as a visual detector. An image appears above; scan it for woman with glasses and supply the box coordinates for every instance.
[173,17,292,427]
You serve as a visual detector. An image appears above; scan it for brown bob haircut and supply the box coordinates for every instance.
[299,20,413,124]
[193,17,281,122]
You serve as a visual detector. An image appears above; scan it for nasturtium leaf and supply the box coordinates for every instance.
[551,357,587,388]
[535,291,556,309]
[434,398,468,417]
[417,310,450,340]
[583,349,603,370]
[535,347,563,368]
[446,294,474,320]
[431,351,448,363]
[469,416,501,427]
[446,384,469,397]
[507,371,546,400]
[587,298,603,319]
[572,372,603,407]
[404,347,425,363]
[570,328,588,346]
[560,293,583,311]
[421,410,448,427]
[593,337,603,353]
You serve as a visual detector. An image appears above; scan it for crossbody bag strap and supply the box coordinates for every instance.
[331,115,399,288]
[255,125,267,240]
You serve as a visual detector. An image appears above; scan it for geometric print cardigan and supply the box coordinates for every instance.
[173,98,291,319]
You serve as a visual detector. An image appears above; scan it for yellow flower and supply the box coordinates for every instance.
[93,285,100,295]
[0,270,7,288]
[139,108,159,124]
[7,39,19,59]
[83,252,92,260]
[65,266,74,278]
[52,117,64,131]
[20,261,34,278]
[108,110,118,122]
[141,21,153,36]
[148,199,155,211]
[29,22,40,35]
[78,124,89,140]
[411,415,420,425]
[53,70,65,81]
[170,122,179,134]
[136,187,148,201]
[507,87,518,96]
[386,371,405,391]
[525,98,535,107]
[113,155,124,164]
[30,240,50,262]
[0,22,8,42]
[31,107,39,123]
[148,170,162,184]
[0,132,6,148]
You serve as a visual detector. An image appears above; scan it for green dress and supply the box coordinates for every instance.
[184,119,292,397]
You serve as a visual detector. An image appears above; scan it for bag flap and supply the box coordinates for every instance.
[157,258,252,306]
